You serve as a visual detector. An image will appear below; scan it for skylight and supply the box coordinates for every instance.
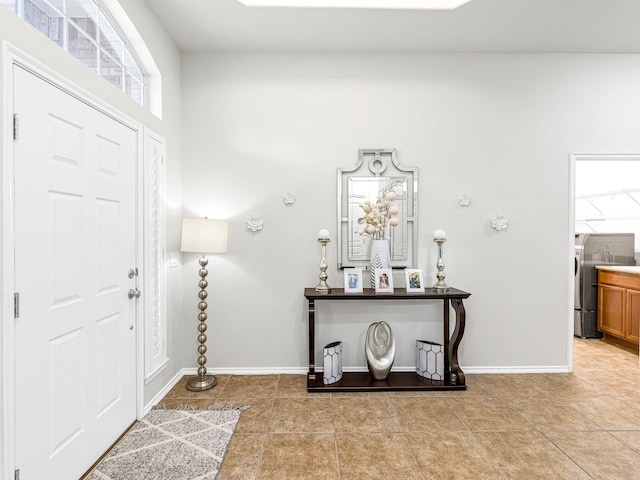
[236,0,474,10]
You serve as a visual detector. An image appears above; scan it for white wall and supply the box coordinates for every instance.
[0,0,183,406]
[182,52,640,372]
[112,0,186,408]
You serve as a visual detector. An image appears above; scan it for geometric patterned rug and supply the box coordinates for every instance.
[85,406,245,480]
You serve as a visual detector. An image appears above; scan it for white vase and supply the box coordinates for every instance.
[323,341,343,385]
[415,340,444,380]
[369,239,391,288]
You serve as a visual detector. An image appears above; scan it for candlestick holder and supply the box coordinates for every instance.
[433,238,448,291]
[315,238,331,293]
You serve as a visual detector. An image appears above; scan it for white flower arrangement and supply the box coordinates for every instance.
[356,191,400,240]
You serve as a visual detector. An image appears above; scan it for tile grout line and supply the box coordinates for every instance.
[539,430,596,480]
[330,394,342,480]
[250,375,280,480]
[388,395,430,480]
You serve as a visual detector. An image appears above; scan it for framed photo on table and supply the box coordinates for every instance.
[405,268,425,293]
[374,268,394,293]
[344,268,363,293]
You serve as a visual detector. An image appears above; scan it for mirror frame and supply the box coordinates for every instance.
[337,148,418,270]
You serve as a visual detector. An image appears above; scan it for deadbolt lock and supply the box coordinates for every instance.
[128,288,141,299]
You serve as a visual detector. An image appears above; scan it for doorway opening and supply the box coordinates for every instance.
[571,153,640,363]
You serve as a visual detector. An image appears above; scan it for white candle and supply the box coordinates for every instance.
[318,228,330,240]
[433,229,447,241]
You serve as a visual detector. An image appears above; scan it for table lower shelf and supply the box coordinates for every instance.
[307,371,467,392]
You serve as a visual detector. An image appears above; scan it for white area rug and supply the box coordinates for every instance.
[86,406,245,480]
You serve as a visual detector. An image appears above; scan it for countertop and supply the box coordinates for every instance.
[595,265,640,275]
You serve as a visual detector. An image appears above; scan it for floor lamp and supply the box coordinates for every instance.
[180,217,229,391]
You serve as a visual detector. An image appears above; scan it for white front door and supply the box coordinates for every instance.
[13,65,138,479]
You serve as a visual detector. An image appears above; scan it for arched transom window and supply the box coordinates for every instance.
[1,0,144,106]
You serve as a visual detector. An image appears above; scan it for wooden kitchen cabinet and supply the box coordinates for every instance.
[597,268,640,351]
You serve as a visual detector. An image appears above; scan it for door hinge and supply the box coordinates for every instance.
[13,113,19,141]
[14,292,19,319]
[15,469,20,480]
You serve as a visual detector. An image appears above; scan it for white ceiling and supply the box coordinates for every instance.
[144,0,640,53]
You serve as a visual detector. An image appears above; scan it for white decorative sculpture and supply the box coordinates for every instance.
[283,192,296,205]
[365,321,395,380]
[491,214,508,231]
[246,216,264,232]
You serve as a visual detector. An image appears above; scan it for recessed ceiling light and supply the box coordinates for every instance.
[236,0,474,10]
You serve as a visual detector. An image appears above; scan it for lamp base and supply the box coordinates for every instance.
[186,375,217,392]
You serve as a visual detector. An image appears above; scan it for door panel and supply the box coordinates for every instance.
[627,290,640,344]
[598,284,626,337]
[50,191,84,306]
[13,65,137,480]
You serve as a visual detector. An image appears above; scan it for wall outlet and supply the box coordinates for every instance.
[169,252,180,268]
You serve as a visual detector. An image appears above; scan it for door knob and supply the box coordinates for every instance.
[128,288,141,299]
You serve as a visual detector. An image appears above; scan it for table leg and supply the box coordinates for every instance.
[450,298,466,385]
[308,299,316,384]
[443,298,450,382]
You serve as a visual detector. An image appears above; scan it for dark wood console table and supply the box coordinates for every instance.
[304,287,471,392]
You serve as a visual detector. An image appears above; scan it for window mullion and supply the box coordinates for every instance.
[121,42,125,93]
[62,0,68,50]
[96,45,101,77]
[96,5,101,81]
[121,42,126,93]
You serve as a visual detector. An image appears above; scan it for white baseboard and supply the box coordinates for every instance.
[143,369,185,415]
[205,366,308,375]
[462,365,571,374]
[185,364,573,376]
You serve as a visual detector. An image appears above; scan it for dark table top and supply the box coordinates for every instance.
[304,287,471,300]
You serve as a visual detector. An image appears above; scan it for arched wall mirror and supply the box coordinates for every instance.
[337,148,418,269]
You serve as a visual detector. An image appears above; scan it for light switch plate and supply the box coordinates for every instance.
[169,252,180,268]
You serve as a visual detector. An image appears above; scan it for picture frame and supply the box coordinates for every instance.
[374,268,394,293]
[405,268,425,293]
[343,268,363,293]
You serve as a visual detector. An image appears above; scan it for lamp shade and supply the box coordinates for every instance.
[180,218,228,254]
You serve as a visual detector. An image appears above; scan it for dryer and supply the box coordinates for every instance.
[574,233,635,338]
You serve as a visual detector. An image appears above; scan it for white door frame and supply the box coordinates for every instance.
[567,153,576,372]
[0,41,146,480]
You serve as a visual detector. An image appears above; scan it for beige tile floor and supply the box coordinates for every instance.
[158,338,640,479]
